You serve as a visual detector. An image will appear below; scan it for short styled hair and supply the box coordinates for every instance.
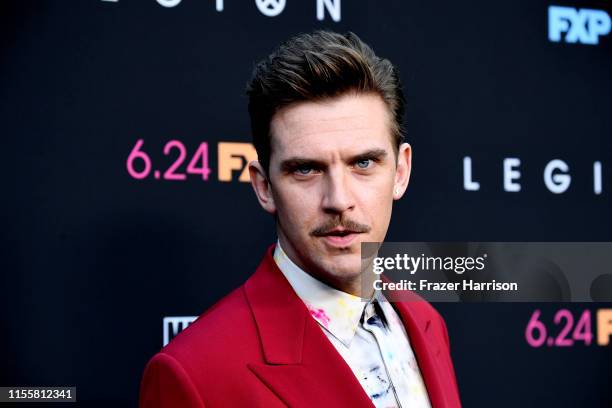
[246,30,406,174]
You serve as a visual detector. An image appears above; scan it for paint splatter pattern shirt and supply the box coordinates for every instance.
[274,242,431,408]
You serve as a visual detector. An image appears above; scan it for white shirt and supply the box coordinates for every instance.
[274,242,431,408]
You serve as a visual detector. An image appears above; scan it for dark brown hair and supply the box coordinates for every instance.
[246,30,405,174]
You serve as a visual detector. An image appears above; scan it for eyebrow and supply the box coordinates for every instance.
[279,148,389,173]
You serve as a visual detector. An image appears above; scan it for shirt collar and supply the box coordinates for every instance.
[273,240,377,347]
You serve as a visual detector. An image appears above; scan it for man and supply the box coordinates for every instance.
[140,30,460,407]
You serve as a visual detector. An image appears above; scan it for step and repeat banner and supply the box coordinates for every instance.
[1,0,611,406]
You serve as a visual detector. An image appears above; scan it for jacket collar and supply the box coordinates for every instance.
[244,244,307,365]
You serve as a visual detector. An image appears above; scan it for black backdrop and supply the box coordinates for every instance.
[1,0,611,406]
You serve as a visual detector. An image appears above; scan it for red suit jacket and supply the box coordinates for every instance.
[140,245,461,407]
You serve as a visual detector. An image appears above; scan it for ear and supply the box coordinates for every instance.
[393,143,412,200]
[248,160,277,214]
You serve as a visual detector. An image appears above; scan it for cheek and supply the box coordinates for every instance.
[371,196,393,226]
[357,181,394,230]
[275,187,318,233]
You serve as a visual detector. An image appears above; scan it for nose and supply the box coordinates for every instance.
[321,166,355,215]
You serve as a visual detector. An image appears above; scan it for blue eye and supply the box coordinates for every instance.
[356,159,372,169]
[296,166,313,175]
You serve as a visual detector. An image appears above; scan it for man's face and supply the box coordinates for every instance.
[250,92,411,294]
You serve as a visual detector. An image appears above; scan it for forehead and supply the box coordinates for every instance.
[269,93,394,159]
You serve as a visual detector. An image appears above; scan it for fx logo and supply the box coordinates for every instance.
[218,142,258,182]
[548,6,611,45]
[163,316,197,346]
[599,309,612,346]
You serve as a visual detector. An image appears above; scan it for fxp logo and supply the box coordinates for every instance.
[548,6,611,45]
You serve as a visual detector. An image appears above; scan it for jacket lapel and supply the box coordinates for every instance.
[244,245,374,408]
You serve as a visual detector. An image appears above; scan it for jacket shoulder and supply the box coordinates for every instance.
[161,284,262,366]
[140,281,270,407]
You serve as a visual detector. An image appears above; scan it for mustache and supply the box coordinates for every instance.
[311,218,371,236]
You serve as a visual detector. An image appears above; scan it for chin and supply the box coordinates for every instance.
[322,257,362,279]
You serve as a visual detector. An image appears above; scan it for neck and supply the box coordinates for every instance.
[275,237,375,299]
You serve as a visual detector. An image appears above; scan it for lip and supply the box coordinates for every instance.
[320,232,360,248]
